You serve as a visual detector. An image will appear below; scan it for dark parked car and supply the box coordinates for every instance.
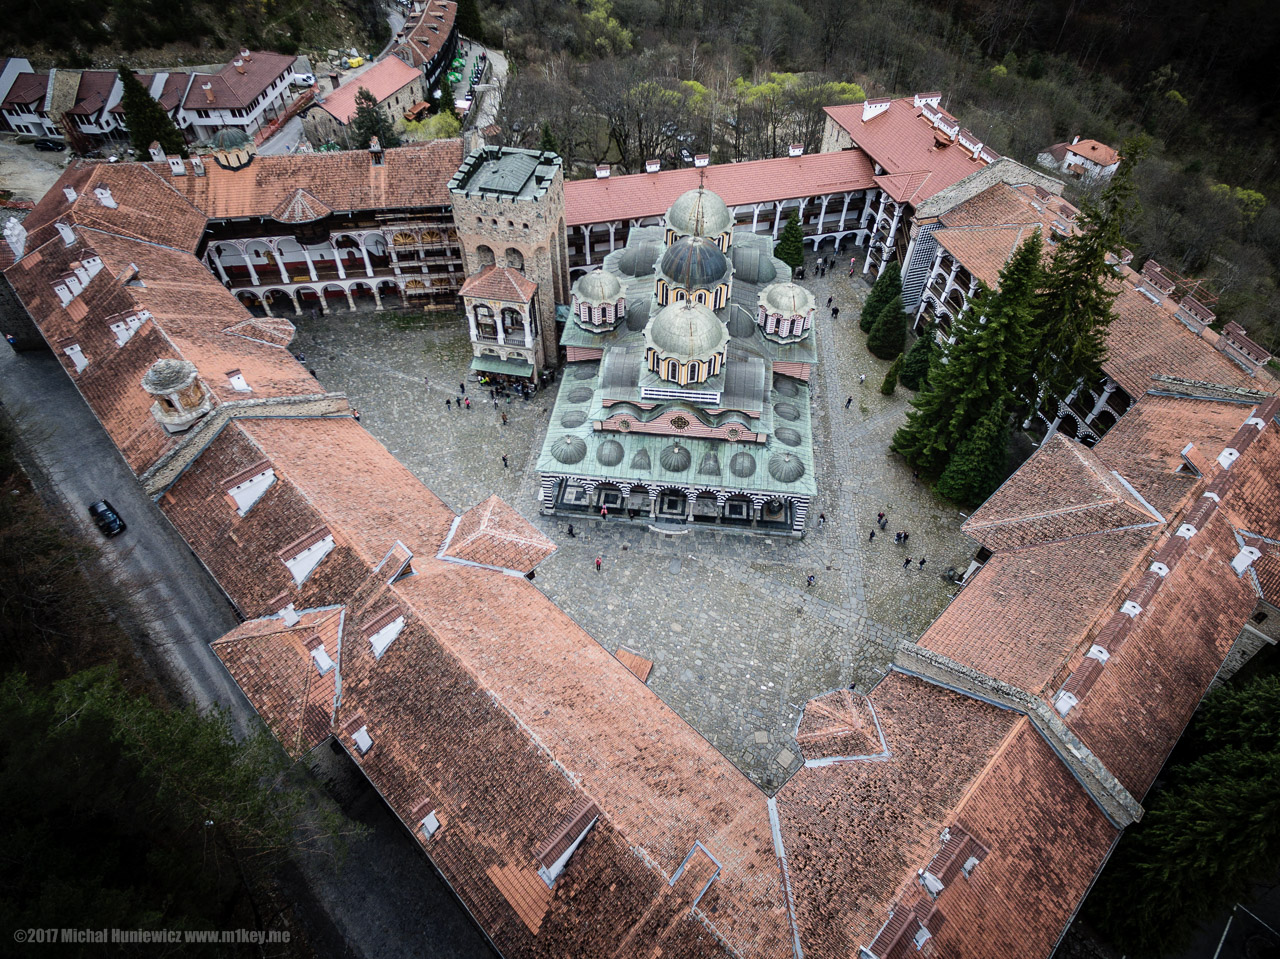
[33,139,66,152]
[88,500,126,536]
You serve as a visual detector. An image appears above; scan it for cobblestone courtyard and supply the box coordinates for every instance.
[292,254,975,791]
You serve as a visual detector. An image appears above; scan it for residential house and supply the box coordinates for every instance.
[302,56,424,148]
[1038,135,1122,181]
[181,50,298,143]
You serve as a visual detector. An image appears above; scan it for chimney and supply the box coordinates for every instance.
[645,158,660,173]
[788,143,803,157]
[148,141,165,162]
[595,164,610,178]
[280,603,301,626]
[3,219,27,260]
[202,82,214,104]
[1072,134,1081,145]
[239,49,252,61]
[62,187,77,203]
[191,155,206,176]
[167,156,185,176]
[94,186,117,208]
[234,59,246,75]
[56,222,75,246]
[693,154,709,168]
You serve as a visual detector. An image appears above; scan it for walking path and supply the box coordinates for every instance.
[289,252,973,791]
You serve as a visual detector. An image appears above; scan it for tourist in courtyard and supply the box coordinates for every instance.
[869,530,876,542]
[502,454,508,468]
[918,558,927,570]
[806,574,815,588]
[595,556,603,573]
[845,396,853,408]
[904,557,912,568]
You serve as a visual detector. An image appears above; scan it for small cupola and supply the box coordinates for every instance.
[140,358,213,433]
[570,269,625,332]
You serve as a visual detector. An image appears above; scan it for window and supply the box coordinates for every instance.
[420,811,440,839]
[726,500,749,519]
[1254,611,1269,624]
[912,923,932,950]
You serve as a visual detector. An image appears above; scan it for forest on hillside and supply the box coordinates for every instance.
[482,0,1280,351]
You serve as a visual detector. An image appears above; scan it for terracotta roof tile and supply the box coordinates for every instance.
[395,0,458,70]
[564,151,876,226]
[795,688,885,761]
[2,71,47,108]
[823,97,994,204]
[1067,139,1120,167]
[183,50,296,111]
[152,140,464,221]
[457,264,538,304]
[270,188,332,224]
[66,70,117,116]
[963,434,1161,552]
[317,56,420,125]
[614,647,653,683]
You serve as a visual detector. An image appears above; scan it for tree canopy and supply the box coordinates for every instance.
[117,64,187,159]
[774,212,805,270]
[866,293,906,359]
[860,263,901,333]
[349,86,401,150]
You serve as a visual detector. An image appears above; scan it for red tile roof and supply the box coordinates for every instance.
[183,50,296,111]
[795,688,884,761]
[458,264,537,303]
[317,56,420,125]
[442,494,556,572]
[563,150,876,226]
[1067,139,1120,167]
[962,434,1161,553]
[614,647,652,682]
[2,71,47,108]
[395,0,458,70]
[823,97,994,204]
[151,140,464,221]
[66,70,117,117]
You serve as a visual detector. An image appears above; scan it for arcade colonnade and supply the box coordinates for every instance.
[568,188,887,277]
[539,474,811,534]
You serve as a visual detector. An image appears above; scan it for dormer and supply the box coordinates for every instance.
[168,156,185,176]
[365,605,406,658]
[1232,545,1262,575]
[59,338,88,373]
[141,358,213,432]
[279,526,336,586]
[56,222,75,246]
[109,310,148,347]
[222,459,276,515]
[412,799,442,840]
[3,218,26,260]
[535,797,600,888]
[226,369,252,392]
[191,155,206,176]
[94,186,117,208]
[862,98,891,122]
[62,186,77,203]
[304,635,335,675]
[148,141,165,162]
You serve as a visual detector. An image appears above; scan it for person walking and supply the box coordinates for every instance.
[352,408,361,423]
[818,512,826,528]
[501,412,508,426]
[502,454,508,468]
[806,574,815,588]
[600,505,608,520]
[859,373,866,385]
[918,558,926,570]
[464,397,472,410]
[902,532,909,545]
[595,556,603,573]
[879,517,888,530]
[832,306,840,321]
[845,396,853,409]
[567,524,576,538]
[904,557,912,569]
[869,529,876,542]
[877,511,885,524]
[894,531,903,544]
[446,398,452,410]
[459,381,466,394]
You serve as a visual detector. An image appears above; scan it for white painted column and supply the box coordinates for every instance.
[772,202,783,237]
[359,237,374,277]
[302,247,318,281]
[210,252,230,284]
[243,246,260,286]
[466,309,478,341]
[608,222,617,253]
[275,246,289,283]
[838,192,853,232]
[332,246,347,280]
[582,224,593,265]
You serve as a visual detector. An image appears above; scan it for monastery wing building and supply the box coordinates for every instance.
[4,114,1279,958]
[539,185,819,534]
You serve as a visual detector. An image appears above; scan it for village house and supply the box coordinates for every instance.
[1,67,59,138]
[302,56,425,148]
[390,0,460,92]
[180,49,298,143]
[1038,135,1123,181]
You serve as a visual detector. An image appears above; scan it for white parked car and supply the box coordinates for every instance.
[292,73,316,87]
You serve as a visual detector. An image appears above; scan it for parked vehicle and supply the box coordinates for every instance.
[33,139,65,152]
[292,72,316,87]
[88,500,127,536]
[680,147,695,164]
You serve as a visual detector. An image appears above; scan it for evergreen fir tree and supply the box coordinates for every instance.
[866,293,905,359]
[1085,674,1280,957]
[350,87,401,150]
[898,325,935,390]
[891,230,1044,476]
[774,212,805,271]
[935,401,1011,505]
[456,0,484,38]
[859,262,901,333]
[880,354,904,395]
[539,122,559,155]
[438,74,457,117]
[117,65,187,159]
[1025,151,1140,414]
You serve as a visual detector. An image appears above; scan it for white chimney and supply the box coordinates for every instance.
[56,222,75,246]
[167,157,185,176]
[280,603,301,626]
[234,59,245,75]
[788,143,803,157]
[148,141,165,162]
[4,219,27,260]
[595,164,610,178]
[191,155,206,176]
[62,186,77,203]
[1072,134,1081,145]
[645,158,660,173]
[693,154,709,168]
[94,186,117,209]
[1231,546,1262,575]
[202,82,214,104]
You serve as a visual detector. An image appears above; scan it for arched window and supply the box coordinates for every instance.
[501,308,521,335]
[695,290,707,305]
[475,244,495,267]
[675,289,687,302]
[601,303,611,321]
[474,305,496,339]
[505,248,524,271]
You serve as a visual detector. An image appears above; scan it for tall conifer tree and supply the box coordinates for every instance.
[898,324,935,390]
[350,87,401,149]
[117,65,187,159]
[774,212,804,271]
[866,293,906,359]
[891,230,1044,476]
[935,400,1011,505]
[1024,153,1139,413]
[859,262,901,333]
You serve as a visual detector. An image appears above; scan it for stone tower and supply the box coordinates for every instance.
[448,146,569,369]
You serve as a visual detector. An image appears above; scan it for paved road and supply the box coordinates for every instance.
[258,115,307,156]
[0,343,494,959]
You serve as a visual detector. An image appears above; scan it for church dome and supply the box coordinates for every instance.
[659,236,728,291]
[768,452,806,483]
[660,443,691,472]
[573,269,622,304]
[596,439,624,466]
[646,301,728,361]
[667,187,732,238]
[761,281,815,316]
[550,435,587,464]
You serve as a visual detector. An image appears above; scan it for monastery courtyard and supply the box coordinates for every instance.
[292,256,975,791]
